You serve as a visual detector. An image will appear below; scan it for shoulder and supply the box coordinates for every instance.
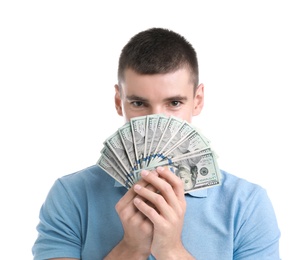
[59,164,112,184]
[222,171,279,231]
[217,169,266,198]
[47,165,124,205]
[56,165,115,191]
[207,169,278,223]
[221,171,280,257]
[40,165,127,224]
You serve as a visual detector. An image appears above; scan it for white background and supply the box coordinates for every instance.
[1,1,307,259]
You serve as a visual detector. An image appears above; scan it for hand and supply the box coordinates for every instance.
[109,177,156,259]
[133,167,193,259]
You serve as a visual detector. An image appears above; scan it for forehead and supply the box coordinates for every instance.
[120,68,194,98]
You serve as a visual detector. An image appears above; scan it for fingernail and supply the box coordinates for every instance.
[141,170,149,177]
[134,184,141,190]
[156,166,164,172]
[134,198,141,204]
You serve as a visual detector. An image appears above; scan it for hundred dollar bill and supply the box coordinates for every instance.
[132,148,220,193]
[174,152,220,192]
[151,116,184,160]
[147,115,170,166]
[155,149,220,192]
[157,147,213,165]
[159,130,211,163]
[160,119,195,152]
[130,116,147,171]
[99,146,134,186]
[118,122,138,171]
[143,115,159,166]
[182,153,221,192]
[148,120,197,166]
[97,114,221,193]
[104,131,135,183]
[97,150,131,188]
[138,148,212,171]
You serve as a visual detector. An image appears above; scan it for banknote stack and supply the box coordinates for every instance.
[97,114,221,193]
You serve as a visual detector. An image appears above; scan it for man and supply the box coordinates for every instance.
[32,28,280,259]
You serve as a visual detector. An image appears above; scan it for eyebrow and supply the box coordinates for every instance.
[126,95,188,102]
[126,95,148,102]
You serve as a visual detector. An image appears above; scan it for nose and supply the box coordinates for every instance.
[151,106,166,116]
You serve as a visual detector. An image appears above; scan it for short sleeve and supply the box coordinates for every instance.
[233,187,280,260]
[32,179,82,260]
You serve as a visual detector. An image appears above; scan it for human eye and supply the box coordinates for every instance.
[130,101,148,108]
[169,100,183,107]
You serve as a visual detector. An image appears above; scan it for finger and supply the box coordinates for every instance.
[138,170,158,192]
[115,178,150,218]
[116,190,150,224]
[134,172,177,216]
[117,171,159,216]
[118,176,150,206]
[141,168,184,204]
[140,168,186,215]
[156,166,185,199]
[133,191,162,224]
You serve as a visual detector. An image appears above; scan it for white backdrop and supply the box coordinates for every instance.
[1,1,307,259]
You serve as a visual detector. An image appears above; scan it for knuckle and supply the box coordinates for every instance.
[161,182,173,193]
[154,194,165,205]
[176,176,185,189]
[115,201,121,213]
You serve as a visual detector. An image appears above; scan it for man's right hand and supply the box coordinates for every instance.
[105,177,155,260]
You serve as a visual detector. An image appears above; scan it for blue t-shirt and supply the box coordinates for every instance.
[32,165,280,260]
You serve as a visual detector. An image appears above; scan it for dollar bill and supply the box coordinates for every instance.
[173,151,221,192]
[97,148,132,188]
[148,120,197,166]
[130,116,147,170]
[146,115,170,166]
[104,131,135,183]
[136,148,220,192]
[97,114,221,193]
[118,123,138,171]
[151,116,185,160]
[144,115,159,166]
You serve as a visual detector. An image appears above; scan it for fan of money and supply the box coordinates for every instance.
[97,114,221,193]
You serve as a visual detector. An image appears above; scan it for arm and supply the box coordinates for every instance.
[233,186,280,260]
[32,179,82,260]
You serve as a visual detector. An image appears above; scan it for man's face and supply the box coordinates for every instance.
[115,68,204,123]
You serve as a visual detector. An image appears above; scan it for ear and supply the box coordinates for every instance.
[193,83,204,116]
[114,84,123,116]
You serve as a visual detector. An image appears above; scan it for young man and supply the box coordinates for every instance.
[32,28,280,260]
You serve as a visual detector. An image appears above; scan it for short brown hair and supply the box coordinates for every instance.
[117,28,199,92]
